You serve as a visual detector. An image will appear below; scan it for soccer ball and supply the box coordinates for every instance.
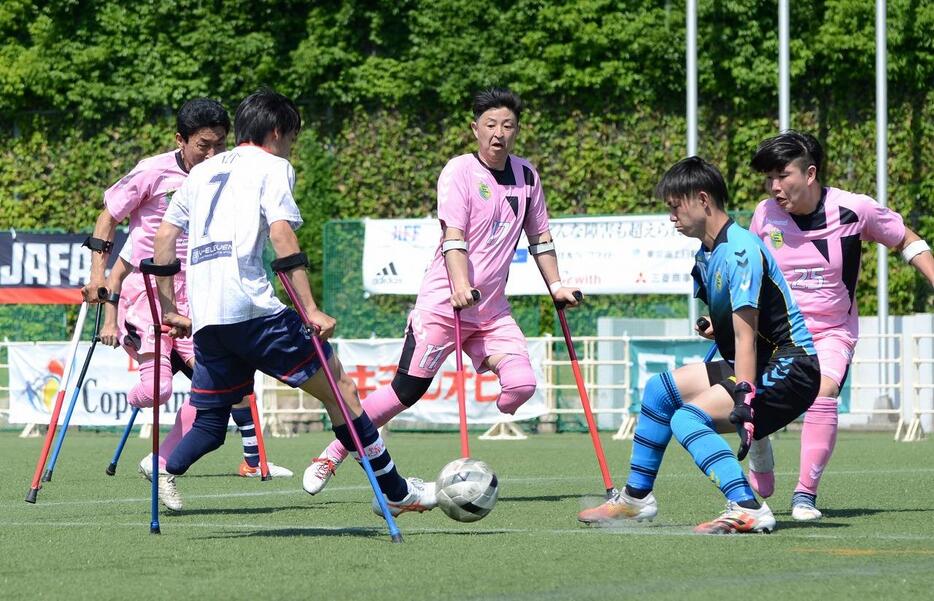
[435,458,499,522]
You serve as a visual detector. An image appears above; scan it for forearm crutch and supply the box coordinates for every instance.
[43,289,108,482]
[106,407,141,476]
[275,267,403,543]
[452,289,481,459]
[536,271,616,498]
[248,393,271,481]
[25,302,89,503]
[139,258,180,535]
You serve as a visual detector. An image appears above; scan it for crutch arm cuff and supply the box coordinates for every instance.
[529,241,555,255]
[139,258,181,277]
[83,236,114,254]
[271,252,309,273]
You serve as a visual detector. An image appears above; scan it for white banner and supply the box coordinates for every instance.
[362,215,698,295]
[336,339,548,425]
[8,343,191,425]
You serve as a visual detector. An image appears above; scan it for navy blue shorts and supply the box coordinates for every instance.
[190,309,333,408]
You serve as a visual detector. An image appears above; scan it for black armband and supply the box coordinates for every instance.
[271,252,309,273]
[105,292,120,305]
[83,236,114,254]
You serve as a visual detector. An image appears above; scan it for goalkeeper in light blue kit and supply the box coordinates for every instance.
[579,156,821,533]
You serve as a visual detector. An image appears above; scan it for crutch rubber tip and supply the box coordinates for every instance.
[105,463,117,476]
[41,469,53,482]
[391,533,404,544]
[261,474,272,482]
[25,488,39,504]
[150,523,161,535]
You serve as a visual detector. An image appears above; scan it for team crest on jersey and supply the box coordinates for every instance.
[715,270,723,291]
[769,229,784,249]
[478,182,492,200]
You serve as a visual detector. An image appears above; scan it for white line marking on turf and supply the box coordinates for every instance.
[3,520,934,542]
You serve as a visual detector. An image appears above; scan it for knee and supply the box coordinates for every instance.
[669,405,712,445]
[640,373,681,415]
[390,372,434,407]
[495,355,537,415]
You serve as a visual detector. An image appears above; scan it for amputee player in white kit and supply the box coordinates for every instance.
[746,131,934,521]
[81,99,291,513]
[303,87,581,495]
[153,89,436,516]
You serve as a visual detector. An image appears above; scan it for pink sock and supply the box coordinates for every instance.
[127,354,173,408]
[158,400,197,469]
[796,396,838,496]
[320,385,406,463]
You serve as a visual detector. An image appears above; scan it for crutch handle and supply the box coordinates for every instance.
[696,317,711,331]
[554,290,584,311]
[470,289,481,302]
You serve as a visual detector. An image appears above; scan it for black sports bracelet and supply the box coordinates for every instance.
[105,292,120,305]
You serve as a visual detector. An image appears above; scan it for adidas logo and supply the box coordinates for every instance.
[377,262,398,276]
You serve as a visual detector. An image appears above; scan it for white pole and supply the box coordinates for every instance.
[876,0,890,403]
[779,0,790,131]
[686,0,699,331]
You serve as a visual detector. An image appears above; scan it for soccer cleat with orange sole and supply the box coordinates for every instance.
[577,490,658,525]
[238,459,294,478]
[693,501,775,534]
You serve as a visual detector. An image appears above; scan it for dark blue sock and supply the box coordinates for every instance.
[670,404,755,504]
[166,406,230,475]
[231,407,259,468]
[626,372,683,493]
[333,412,408,502]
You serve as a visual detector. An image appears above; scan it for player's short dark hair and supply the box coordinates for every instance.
[750,130,824,178]
[176,98,230,142]
[472,87,523,122]
[655,156,729,210]
[234,88,302,146]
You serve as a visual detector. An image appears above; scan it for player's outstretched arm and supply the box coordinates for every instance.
[442,226,479,308]
[81,208,120,302]
[269,220,336,340]
[528,230,580,307]
[894,227,934,288]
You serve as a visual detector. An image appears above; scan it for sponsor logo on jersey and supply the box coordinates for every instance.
[770,229,784,249]
[715,270,722,291]
[478,182,492,200]
[191,241,232,265]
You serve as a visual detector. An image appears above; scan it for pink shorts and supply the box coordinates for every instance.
[812,329,856,388]
[118,270,194,363]
[397,308,529,378]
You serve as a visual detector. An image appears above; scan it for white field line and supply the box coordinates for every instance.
[2,520,934,543]
[5,467,934,509]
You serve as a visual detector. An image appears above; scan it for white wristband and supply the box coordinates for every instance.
[441,239,468,254]
[902,239,931,263]
[549,280,563,293]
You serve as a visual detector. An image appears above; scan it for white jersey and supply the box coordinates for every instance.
[163,145,303,333]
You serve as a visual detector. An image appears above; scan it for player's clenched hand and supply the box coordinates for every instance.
[554,287,581,308]
[99,321,120,348]
[695,315,715,340]
[305,308,337,341]
[450,287,481,309]
[163,312,191,339]
[81,281,108,303]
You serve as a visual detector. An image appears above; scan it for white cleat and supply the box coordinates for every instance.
[372,477,438,517]
[792,503,823,521]
[158,473,183,511]
[694,501,776,534]
[239,460,294,478]
[138,453,154,482]
[303,457,339,495]
[577,489,658,525]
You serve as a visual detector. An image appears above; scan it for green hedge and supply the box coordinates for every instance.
[1,1,932,341]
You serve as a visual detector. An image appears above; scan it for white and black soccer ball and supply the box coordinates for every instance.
[435,458,499,523]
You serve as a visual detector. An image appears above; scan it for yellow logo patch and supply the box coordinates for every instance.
[770,229,784,249]
[715,270,723,291]
[478,183,492,200]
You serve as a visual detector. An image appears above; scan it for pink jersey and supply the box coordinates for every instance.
[750,186,906,339]
[415,153,550,323]
[104,150,189,267]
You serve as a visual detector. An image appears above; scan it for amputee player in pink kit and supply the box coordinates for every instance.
[81,99,292,511]
[303,87,581,495]
[747,131,934,521]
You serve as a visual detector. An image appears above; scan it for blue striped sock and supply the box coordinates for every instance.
[231,407,259,468]
[333,413,408,502]
[671,404,755,504]
[625,372,683,493]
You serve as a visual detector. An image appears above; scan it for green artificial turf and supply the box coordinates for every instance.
[2,430,933,600]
